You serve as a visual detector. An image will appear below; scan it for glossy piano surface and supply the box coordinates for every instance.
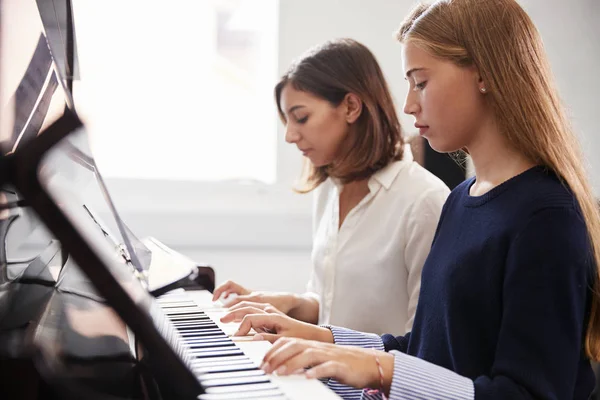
[0,260,140,399]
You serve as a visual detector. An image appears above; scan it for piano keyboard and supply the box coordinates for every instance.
[157,290,341,400]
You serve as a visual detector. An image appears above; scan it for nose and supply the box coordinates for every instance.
[285,124,301,144]
[403,90,421,117]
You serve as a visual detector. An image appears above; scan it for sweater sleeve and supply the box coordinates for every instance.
[381,332,410,353]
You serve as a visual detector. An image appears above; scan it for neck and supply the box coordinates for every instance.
[341,178,369,193]
[466,120,535,196]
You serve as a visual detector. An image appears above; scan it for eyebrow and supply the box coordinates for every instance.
[405,67,426,79]
[287,105,305,114]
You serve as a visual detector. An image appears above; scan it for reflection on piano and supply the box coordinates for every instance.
[0,1,340,399]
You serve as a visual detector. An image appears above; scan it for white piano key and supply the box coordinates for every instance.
[198,389,286,400]
[204,382,279,394]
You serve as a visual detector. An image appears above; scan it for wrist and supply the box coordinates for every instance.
[366,351,395,394]
[379,352,394,396]
[287,293,302,313]
[314,326,334,343]
[288,294,320,323]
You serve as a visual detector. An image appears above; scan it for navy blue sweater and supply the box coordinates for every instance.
[382,166,596,399]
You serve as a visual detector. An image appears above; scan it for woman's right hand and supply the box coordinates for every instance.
[212,280,252,302]
[212,280,299,315]
[221,312,333,344]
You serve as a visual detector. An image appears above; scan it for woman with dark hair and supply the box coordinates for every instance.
[213,38,449,336]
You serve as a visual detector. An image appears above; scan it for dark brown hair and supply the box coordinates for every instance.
[275,38,404,192]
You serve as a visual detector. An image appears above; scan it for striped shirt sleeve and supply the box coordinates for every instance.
[386,350,474,400]
[324,325,385,350]
[322,326,384,399]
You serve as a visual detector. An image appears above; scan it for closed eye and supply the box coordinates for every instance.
[414,81,427,91]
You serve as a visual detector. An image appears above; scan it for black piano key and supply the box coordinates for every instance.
[176,327,222,335]
[189,341,235,350]
[182,335,230,342]
[190,348,244,358]
[173,322,218,327]
[175,327,222,333]
[171,318,213,324]
[198,370,265,380]
[177,330,223,337]
[170,318,214,324]
[193,363,258,374]
[175,326,220,332]
[174,325,219,331]
[186,342,234,350]
[165,311,209,317]
[201,374,271,388]
[165,312,211,318]
[179,326,227,338]
[180,333,228,341]
[170,316,212,322]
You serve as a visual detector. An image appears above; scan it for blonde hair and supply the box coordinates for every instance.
[397,0,600,360]
[275,39,404,193]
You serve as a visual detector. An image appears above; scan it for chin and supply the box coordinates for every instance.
[425,138,462,154]
[308,156,329,168]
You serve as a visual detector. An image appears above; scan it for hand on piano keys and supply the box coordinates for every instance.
[157,289,341,400]
[217,305,333,347]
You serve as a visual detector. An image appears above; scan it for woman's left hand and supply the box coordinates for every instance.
[260,337,394,393]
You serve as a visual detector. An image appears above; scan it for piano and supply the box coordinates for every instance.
[0,88,340,400]
[0,1,341,399]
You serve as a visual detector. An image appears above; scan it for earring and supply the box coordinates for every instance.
[480,87,487,93]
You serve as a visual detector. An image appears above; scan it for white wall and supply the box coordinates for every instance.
[521,0,600,192]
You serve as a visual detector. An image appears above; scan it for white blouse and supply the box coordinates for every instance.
[306,148,450,335]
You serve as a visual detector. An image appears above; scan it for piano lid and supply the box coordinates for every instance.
[8,111,205,398]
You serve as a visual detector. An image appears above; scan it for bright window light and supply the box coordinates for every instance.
[72,0,279,183]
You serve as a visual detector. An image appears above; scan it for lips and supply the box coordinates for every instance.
[415,123,429,135]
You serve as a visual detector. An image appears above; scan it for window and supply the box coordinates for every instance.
[72,0,279,183]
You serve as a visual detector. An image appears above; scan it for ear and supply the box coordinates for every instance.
[343,93,363,124]
[477,78,487,94]
[471,66,487,94]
